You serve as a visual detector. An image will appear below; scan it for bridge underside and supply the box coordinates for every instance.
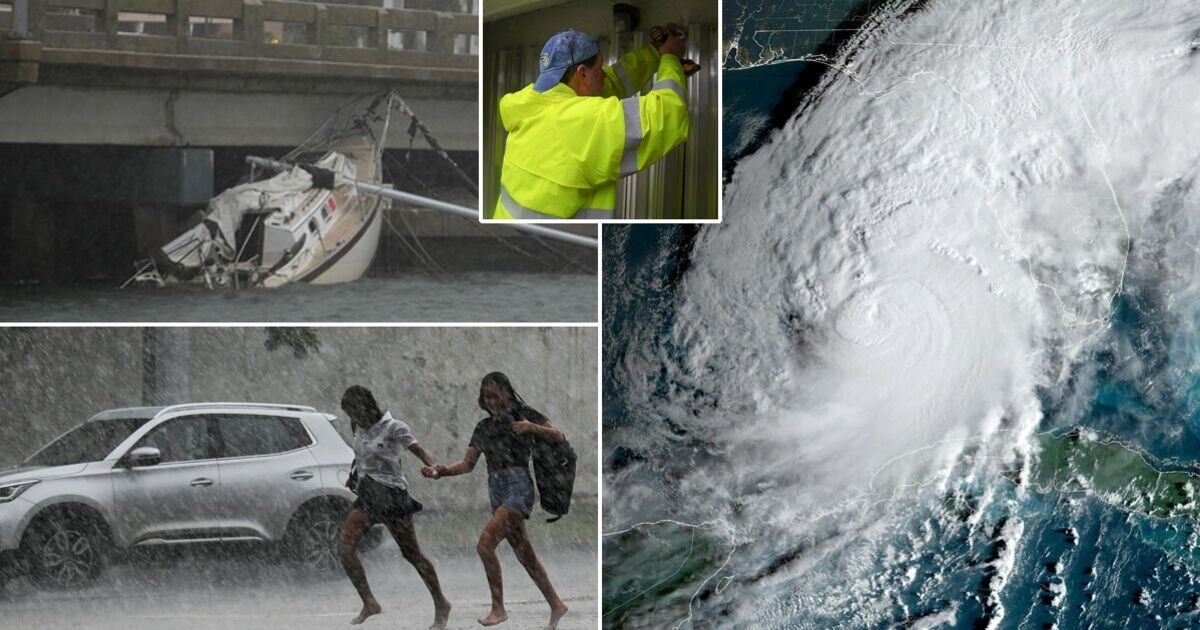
[0,144,510,284]
[0,79,476,150]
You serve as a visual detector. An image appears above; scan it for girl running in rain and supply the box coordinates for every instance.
[339,385,451,628]
[425,372,569,629]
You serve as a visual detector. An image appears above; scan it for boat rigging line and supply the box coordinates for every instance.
[244,156,599,250]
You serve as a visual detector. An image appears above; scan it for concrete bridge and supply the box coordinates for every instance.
[0,0,505,285]
[0,0,478,149]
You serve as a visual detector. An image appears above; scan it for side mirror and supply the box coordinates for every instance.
[123,446,162,468]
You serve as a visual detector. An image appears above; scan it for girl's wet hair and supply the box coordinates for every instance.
[342,384,383,422]
[478,371,526,413]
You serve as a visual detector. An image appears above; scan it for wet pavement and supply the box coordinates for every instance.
[0,546,596,629]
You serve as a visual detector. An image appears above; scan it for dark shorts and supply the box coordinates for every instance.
[488,466,534,519]
[353,475,423,526]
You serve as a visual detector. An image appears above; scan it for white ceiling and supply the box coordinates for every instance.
[483,0,580,23]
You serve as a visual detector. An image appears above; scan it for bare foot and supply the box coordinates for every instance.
[547,603,568,630]
[430,598,451,630]
[351,600,382,624]
[478,608,508,626]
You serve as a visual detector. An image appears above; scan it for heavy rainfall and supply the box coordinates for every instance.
[0,0,597,322]
[0,327,598,629]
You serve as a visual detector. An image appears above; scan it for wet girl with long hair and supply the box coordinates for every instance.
[425,372,568,629]
[339,385,451,628]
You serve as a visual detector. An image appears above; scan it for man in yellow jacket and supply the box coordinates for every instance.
[493,27,690,220]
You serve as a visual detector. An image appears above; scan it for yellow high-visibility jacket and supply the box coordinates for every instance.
[493,44,690,220]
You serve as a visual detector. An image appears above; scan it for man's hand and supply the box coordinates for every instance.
[421,466,440,479]
[656,23,686,58]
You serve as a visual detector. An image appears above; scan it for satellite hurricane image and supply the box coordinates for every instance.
[604,0,1200,627]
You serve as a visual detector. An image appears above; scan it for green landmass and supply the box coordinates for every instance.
[602,522,733,628]
[1030,430,1199,520]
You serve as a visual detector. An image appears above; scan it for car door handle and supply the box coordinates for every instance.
[290,471,314,481]
[190,477,215,487]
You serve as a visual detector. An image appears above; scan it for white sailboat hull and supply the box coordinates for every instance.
[127,91,480,291]
[304,205,383,285]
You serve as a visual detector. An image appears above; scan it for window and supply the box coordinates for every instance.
[453,33,477,55]
[188,16,236,40]
[217,415,312,458]
[327,24,371,49]
[263,20,312,45]
[387,29,428,51]
[25,418,148,467]
[401,0,475,13]
[44,7,103,33]
[118,11,169,36]
[134,416,216,463]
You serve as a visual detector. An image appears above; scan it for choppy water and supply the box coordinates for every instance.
[0,273,596,323]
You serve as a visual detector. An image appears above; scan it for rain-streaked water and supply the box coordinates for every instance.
[0,274,596,323]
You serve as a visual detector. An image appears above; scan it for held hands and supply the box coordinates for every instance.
[421,465,441,479]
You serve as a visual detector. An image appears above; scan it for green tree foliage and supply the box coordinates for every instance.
[264,327,321,359]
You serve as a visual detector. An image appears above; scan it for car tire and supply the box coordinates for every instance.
[286,503,347,574]
[22,511,109,590]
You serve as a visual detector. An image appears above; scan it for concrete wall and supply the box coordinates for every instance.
[0,328,144,462]
[0,327,598,515]
[0,86,478,151]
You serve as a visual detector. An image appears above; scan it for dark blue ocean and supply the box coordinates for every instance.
[723,0,890,162]
[724,63,803,161]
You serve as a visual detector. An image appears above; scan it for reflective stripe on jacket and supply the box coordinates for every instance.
[493,44,690,220]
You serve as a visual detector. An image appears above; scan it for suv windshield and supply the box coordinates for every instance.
[24,418,148,467]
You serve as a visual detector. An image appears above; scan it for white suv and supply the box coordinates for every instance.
[0,403,360,590]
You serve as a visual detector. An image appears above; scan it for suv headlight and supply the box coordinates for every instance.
[0,480,39,503]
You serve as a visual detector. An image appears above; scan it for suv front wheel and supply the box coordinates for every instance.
[22,510,110,590]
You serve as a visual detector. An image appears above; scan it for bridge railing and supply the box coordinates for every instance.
[3,0,476,80]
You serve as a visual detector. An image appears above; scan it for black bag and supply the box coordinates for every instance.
[531,431,577,523]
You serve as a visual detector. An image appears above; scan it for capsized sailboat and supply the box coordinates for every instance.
[125,92,397,289]
[124,90,597,290]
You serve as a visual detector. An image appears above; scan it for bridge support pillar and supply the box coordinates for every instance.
[7,189,55,282]
[0,39,41,96]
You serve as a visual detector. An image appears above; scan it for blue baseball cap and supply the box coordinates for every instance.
[533,30,600,93]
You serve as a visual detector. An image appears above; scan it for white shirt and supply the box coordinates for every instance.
[351,411,418,490]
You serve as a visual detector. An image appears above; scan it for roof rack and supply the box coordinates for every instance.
[91,403,319,421]
[159,402,319,414]
[89,406,166,420]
